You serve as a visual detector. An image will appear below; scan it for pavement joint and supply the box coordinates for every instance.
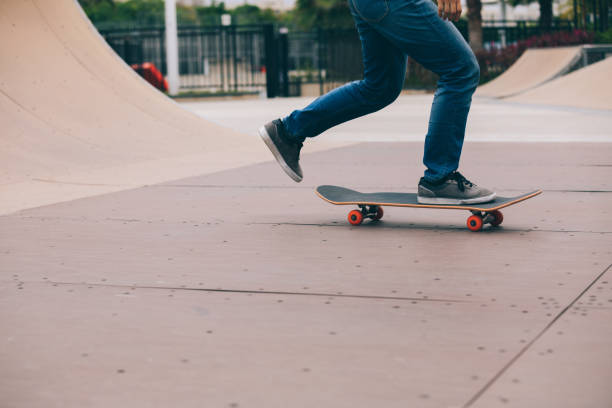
[44,280,471,304]
[462,263,612,408]
[31,178,125,187]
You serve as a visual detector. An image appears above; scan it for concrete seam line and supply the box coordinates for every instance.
[44,280,470,304]
[462,263,612,408]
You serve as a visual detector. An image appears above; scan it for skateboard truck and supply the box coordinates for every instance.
[348,207,503,231]
[467,210,504,231]
[348,205,384,225]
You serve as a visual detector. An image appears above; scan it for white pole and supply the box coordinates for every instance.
[165,0,179,95]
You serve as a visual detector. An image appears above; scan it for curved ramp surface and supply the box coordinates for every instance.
[0,0,271,215]
[476,46,582,98]
[507,57,612,110]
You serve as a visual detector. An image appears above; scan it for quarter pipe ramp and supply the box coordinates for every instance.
[476,46,583,98]
[507,56,612,110]
[0,0,269,215]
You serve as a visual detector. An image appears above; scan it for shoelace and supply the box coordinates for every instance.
[450,171,474,192]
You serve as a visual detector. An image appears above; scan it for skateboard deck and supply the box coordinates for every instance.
[316,185,542,231]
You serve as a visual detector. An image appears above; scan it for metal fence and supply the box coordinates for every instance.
[286,29,363,95]
[100,25,267,93]
[478,19,574,47]
[98,20,576,96]
[290,20,578,92]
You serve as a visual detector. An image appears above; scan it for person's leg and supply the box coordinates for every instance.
[259,7,406,182]
[362,0,480,182]
[351,0,493,204]
[282,12,407,142]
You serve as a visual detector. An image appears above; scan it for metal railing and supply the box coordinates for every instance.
[98,20,577,96]
[100,25,267,93]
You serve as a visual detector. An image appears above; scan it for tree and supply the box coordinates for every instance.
[231,4,279,25]
[292,0,354,30]
[194,2,227,26]
[80,0,284,27]
[561,0,610,30]
[539,0,553,29]
[79,0,165,27]
[467,0,484,51]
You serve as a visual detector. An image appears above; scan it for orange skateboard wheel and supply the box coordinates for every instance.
[467,214,483,232]
[348,210,364,225]
[490,210,503,226]
[373,207,384,220]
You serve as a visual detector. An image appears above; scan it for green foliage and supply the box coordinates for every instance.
[79,0,164,27]
[594,28,612,43]
[293,0,354,30]
[177,5,199,25]
[78,0,285,28]
[78,0,357,31]
[232,4,277,25]
[78,0,117,23]
[194,2,227,26]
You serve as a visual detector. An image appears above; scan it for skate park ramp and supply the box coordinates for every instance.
[476,46,583,98]
[507,56,612,110]
[0,0,279,215]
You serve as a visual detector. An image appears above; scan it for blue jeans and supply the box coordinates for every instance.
[282,0,480,182]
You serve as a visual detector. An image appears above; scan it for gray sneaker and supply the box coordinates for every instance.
[258,119,303,182]
[417,172,496,205]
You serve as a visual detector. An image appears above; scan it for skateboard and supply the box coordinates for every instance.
[316,185,542,231]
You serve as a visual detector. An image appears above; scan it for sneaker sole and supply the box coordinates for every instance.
[258,126,302,183]
[417,192,497,205]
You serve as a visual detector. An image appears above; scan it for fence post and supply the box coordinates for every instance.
[317,28,324,96]
[573,0,578,28]
[263,24,278,98]
[279,27,290,97]
[159,27,166,76]
[232,25,238,92]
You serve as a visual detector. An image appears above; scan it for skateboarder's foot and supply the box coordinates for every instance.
[259,119,303,182]
[417,172,496,205]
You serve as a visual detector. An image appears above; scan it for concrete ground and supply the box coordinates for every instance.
[2,95,611,407]
[181,94,612,143]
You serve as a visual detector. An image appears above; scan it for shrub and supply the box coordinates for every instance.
[594,28,612,44]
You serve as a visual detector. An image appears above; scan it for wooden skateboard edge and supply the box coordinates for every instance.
[315,188,543,212]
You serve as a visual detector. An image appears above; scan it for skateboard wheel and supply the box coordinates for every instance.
[490,210,503,226]
[373,207,384,221]
[348,210,364,226]
[467,214,483,232]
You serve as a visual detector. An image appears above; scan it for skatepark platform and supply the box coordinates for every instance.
[507,57,612,111]
[1,0,612,407]
[475,44,612,108]
[2,141,611,407]
[476,46,584,98]
[0,0,278,215]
